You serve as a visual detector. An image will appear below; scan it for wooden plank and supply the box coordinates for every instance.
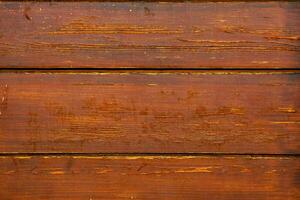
[0,155,299,199]
[0,71,299,153]
[0,1,299,69]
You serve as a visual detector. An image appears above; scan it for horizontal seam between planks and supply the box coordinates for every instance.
[0,152,299,158]
[1,0,299,2]
[0,68,300,73]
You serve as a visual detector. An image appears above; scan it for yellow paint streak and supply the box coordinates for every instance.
[265,170,277,174]
[205,121,219,125]
[95,168,112,174]
[49,171,65,175]
[177,39,255,44]
[240,168,251,173]
[251,61,269,64]
[3,170,16,175]
[14,156,31,159]
[48,20,182,35]
[271,121,300,124]
[276,107,296,113]
[235,123,246,127]
[10,71,297,75]
[229,108,244,114]
[265,35,300,41]
[175,167,216,173]
[0,155,290,160]
[72,156,197,160]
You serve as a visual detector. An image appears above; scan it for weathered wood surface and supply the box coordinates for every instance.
[0,72,299,153]
[0,1,299,69]
[0,155,299,199]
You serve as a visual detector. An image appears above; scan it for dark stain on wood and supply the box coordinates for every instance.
[23,6,32,21]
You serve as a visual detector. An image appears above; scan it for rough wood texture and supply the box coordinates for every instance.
[0,1,299,68]
[0,72,299,153]
[0,156,299,199]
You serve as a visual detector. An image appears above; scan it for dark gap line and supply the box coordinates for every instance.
[0,152,299,158]
[0,68,300,71]
[1,0,298,2]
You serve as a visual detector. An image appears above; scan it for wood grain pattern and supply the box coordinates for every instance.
[0,155,299,199]
[0,1,299,69]
[0,72,299,153]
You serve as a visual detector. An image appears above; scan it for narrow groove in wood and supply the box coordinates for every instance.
[1,0,298,2]
[0,68,299,72]
[0,152,299,158]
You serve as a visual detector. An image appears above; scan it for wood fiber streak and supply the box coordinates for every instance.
[0,156,299,200]
[0,72,299,153]
[0,2,299,68]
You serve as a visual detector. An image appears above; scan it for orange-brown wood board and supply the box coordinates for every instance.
[0,1,299,69]
[0,72,299,153]
[0,155,299,200]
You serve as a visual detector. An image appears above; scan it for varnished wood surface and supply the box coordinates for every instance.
[0,1,299,69]
[0,71,299,153]
[0,155,299,199]
[1,1,300,199]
